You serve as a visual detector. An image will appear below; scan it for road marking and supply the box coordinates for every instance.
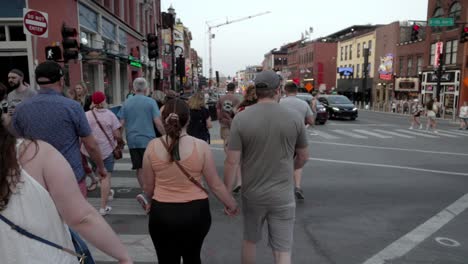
[435,237,461,247]
[362,193,468,264]
[373,129,414,138]
[88,198,146,215]
[111,177,140,188]
[307,141,468,157]
[308,157,468,176]
[115,163,133,171]
[353,129,392,139]
[314,130,340,139]
[123,153,130,159]
[332,129,368,139]
[438,130,468,137]
[395,129,439,138]
[89,235,156,262]
[420,130,458,138]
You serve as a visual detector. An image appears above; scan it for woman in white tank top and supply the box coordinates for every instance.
[0,108,132,263]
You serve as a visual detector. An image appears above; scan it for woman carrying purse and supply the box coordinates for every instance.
[81,91,123,216]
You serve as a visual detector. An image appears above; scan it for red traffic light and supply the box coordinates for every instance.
[464,27,468,33]
[412,24,420,31]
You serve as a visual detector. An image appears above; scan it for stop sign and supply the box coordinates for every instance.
[23,9,48,38]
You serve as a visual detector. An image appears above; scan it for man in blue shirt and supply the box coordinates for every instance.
[118,77,165,206]
[13,61,106,196]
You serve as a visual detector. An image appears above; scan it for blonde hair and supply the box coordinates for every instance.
[73,82,89,105]
[188,92,205,110]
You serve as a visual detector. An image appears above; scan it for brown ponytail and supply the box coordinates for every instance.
[0,123,20,211]
[161,98,190,161]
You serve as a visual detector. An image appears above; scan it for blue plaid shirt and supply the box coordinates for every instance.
[12,88,92,181]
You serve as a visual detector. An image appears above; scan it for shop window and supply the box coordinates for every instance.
[104,63,114,104]
[0,26,6,41]
[429,43,436,66]
[9,26,26,41]
[82,63,96,94]
[445,40,458,65]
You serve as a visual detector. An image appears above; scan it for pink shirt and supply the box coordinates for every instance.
[81,109,121,158]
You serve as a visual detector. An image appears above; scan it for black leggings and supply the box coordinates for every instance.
[149,199,212,264]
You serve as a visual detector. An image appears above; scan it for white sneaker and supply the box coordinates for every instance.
[99,206,112,216]
[434,130,439,134]
[419,124,423,129]
[409,126,413,130]
[108,189,115,201]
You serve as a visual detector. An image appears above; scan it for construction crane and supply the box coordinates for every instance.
[207,11,271,87]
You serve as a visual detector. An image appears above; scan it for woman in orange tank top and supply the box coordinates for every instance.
[142,99,238,264]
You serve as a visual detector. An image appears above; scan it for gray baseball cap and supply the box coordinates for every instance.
[254,70,280,89]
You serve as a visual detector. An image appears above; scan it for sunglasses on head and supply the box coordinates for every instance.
[1,101,9,115]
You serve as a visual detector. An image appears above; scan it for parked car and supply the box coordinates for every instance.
[318,95,358,120]
[295,93,328,125]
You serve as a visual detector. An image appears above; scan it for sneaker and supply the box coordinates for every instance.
[433,130,439,134]
[99,206,112,216]
[136,194,149,210]
[232,185,241,194]
[108,189,115,201]
[419,124,423,129]
[295,187,305,200]
[409,126,413,130]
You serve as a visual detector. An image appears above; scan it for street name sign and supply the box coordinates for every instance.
[23,8,48,38]
[429,17,454,27]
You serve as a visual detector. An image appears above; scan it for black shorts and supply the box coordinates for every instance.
[129,148,146,170]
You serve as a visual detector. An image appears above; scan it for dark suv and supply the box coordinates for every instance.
[318,95,358,120]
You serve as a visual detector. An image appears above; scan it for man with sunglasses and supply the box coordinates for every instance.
[11,61,106,197]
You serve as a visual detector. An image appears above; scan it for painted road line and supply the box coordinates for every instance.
[308,157,468,176]
[115,163,133,171]
[438,129,468,137]
[123,153,130,159]
[109,177,140,188]
[419,130,458,138]
[373,129,414,139]
[307,141,468,157]
[314,130,340,139]
[89,234,155,262]
[353,129,392,139]
[395,129,439,138]
[332,129,368,139]
[362,193,468,264]
[88,198,146,215]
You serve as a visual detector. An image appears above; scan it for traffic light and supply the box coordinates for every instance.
[147,33,158,60]
[61,24,79,62]
[460,26,468,43]
[410,23,420,41]
[176,55,185,77]
[161,12,174,29]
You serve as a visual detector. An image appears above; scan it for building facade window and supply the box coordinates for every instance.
[340,46,343,61]
[79,3,98,32]
[407,57,413,76]
[0,26,6,41]
[417,56,423,74]
[357,43,361,58]
[102,18,116,41]
[445,40,458,65]
[356,64,360,78]
[368,40,372,55]
[9,26,26,41]
[448,2,461,30]
[349,44,352,60]
[430,43,436,66]
[399,57,404,76]
[432,7,444,33]
[345,46,348,60]
[0,0,25,18]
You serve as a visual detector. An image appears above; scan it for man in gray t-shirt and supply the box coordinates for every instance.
[280,81,314,201]
[7,69,37,111]
[224,70,309,263]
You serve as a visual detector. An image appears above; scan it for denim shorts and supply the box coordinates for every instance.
[88,155,115,173]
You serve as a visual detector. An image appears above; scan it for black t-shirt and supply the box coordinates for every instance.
[187,108,210,141]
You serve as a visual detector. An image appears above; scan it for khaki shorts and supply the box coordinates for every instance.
[242,202,296,252]
[220,127,230,147]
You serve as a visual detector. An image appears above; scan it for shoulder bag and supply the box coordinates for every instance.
[0,214,92,264]
[160,138,209,194]
[91,110,123,160]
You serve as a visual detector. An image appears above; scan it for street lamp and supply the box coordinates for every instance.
[168,5,176,90]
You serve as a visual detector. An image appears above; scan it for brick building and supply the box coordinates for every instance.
[0,0,162,104]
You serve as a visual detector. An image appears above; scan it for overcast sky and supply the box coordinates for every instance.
[161,0,428,78]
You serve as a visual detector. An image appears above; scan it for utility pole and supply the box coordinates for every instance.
[207,11,271,88]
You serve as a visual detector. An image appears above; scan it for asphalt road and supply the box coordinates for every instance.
[89,110,468,264]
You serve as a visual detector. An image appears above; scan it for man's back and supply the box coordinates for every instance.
[280,96,312,120]
[229,103,308,206]
[119,94,160,148]
[217,93,240,128]
[12,89,90,181]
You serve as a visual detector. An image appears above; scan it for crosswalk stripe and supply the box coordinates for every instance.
[115,163,133,171]
[313,130,340,139]
[373,129,414,138]
[332,129,368,139]
[109,177,139,188]
[423,131,458,138]
[438,130,468,137]
[353,129,392,139]
[88,197,146,215]
[395,129,439,138]
[89,235,156,262]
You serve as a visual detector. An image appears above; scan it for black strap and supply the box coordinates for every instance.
[0,214,85,262]
[160,138,209,194]
[91,109,115,149]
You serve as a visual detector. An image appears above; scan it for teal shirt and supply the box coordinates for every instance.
[118,94,160,149]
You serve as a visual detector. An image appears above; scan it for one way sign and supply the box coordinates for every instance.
[45,46,62,61]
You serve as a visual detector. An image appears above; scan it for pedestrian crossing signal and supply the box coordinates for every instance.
[45,46,62,61]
